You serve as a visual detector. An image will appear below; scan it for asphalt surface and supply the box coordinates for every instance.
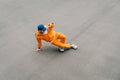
[0,0,120,80]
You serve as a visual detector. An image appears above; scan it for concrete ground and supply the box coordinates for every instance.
[0,0,120,80]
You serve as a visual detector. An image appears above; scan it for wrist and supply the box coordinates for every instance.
[38,47,41,49]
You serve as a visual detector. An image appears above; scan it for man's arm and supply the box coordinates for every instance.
[36,38,42,49]
[35,33,42,51]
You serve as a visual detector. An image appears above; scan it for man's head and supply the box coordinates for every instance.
[38,24,47,34]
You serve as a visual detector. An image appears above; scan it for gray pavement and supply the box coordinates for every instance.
[0,0,120,80]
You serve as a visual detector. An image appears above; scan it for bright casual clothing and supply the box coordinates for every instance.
[35,23,71,49]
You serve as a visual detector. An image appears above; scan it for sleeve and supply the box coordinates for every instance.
[45,23,55,29]
[35,33,42,49]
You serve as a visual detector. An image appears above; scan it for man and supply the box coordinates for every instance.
[35,23,77,52]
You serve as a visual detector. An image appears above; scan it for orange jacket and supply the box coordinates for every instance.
[35,23,55,48]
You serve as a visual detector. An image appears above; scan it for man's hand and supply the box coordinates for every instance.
[35,48,41,52]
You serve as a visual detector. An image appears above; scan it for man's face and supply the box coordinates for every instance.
[38,30,44,34]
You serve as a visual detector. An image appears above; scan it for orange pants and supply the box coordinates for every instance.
[51,32,71,48]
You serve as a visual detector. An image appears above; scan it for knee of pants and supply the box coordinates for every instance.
[57,33,66,43]
[60,34,66,39]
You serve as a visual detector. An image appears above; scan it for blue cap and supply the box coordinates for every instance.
[38,24,46,31]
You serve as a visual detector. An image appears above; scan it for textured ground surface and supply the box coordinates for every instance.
[0,0,120,80]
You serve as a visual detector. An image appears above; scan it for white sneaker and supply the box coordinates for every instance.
[58,48,65,52]
[71,44,78,50]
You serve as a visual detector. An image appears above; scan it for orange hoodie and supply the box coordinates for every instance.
[35,23,55,48]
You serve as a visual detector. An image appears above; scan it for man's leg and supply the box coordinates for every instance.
[52,32,71,48]
[57,33,66,43]
[52,40,71,48]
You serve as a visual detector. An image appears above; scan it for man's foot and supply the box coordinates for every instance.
[71,44,78,50]
[58,48,65,52]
